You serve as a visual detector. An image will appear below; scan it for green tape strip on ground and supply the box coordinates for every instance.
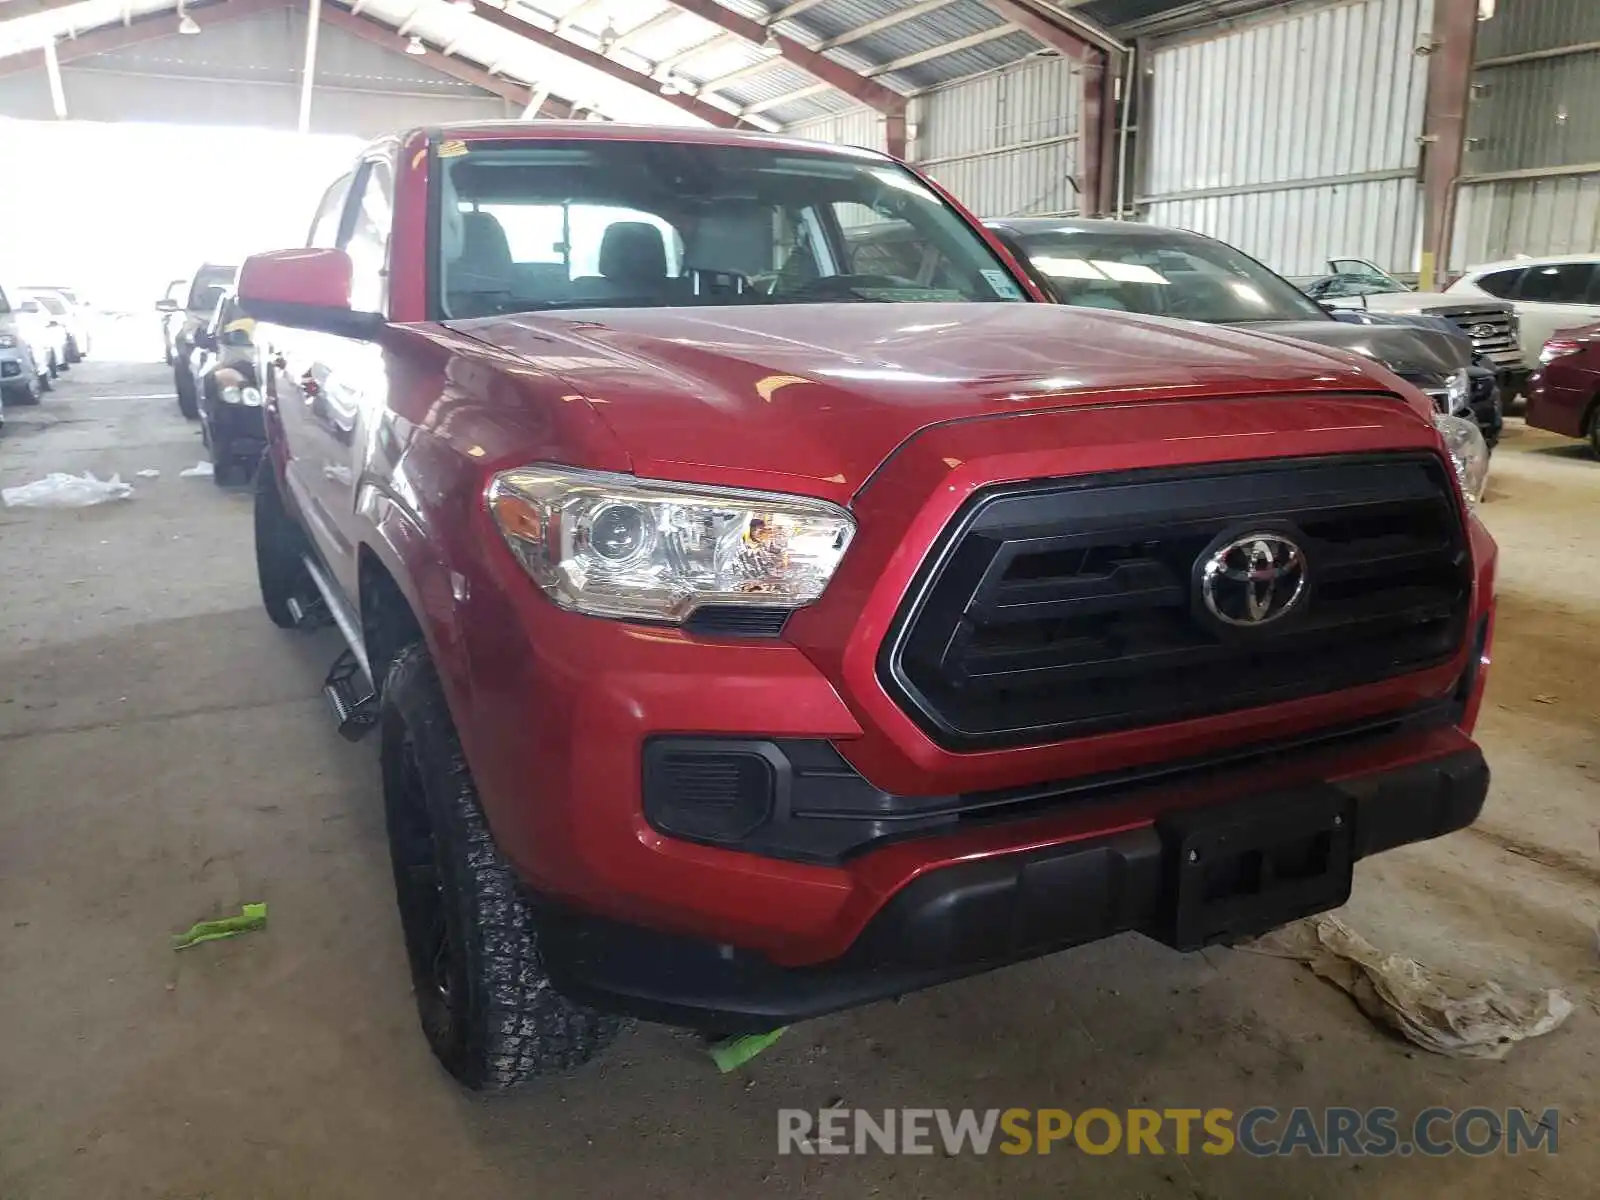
[171,902,268,950]
[710,1027,787,1073]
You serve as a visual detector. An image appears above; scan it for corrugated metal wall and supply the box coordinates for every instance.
[783,105,889,153]
[784,56,1082,218]
[0,8,509,133]
[1141,0,1433,276]
[1450,0,1600,266]
[915,56,1082,218]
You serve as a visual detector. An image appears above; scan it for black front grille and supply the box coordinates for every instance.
[880,455,1472,750]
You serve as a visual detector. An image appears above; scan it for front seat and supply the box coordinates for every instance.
[572,222,671,299]
[445,211,515,316]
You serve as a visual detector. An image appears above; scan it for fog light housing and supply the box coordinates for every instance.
[643,740,779,844]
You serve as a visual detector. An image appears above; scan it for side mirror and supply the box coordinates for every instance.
[1317,300,1339,314]
[156,298,179,313]
[238,248,381,338]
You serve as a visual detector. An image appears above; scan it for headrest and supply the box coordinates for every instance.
[598,221,668,283]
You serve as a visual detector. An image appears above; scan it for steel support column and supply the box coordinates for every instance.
[1419,0,1479,290]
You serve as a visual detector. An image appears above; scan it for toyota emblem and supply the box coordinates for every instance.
[1467,323,1498,339]
[1200,532,1308,627]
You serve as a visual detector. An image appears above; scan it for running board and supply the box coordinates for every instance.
[300,553,374,688]
[324,649,378,742]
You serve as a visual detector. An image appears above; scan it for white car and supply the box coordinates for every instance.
[1445,254,1600,365]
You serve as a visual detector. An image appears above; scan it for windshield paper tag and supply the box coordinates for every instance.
[981,269,1024,300]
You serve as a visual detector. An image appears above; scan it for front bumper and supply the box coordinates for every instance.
[538,744,1489,1030]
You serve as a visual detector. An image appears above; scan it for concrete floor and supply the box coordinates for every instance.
[1,355,1596,1199]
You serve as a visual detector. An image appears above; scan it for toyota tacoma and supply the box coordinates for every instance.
[239,123,1497,1091]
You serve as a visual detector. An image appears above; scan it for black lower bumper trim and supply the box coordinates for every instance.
[539,747,1489,1032]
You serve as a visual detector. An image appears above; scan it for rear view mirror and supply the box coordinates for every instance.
[238,248,382,339]
[156,298,179,313]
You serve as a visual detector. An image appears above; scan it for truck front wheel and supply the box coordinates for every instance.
[380,643,623,1090]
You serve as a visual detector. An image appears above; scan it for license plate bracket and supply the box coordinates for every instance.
[1157,786,1354,952]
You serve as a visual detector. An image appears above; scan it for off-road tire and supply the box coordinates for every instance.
[253,459,313,628]
[37,367,51,393]
[176,365,199,420]
[381,642,623,1090]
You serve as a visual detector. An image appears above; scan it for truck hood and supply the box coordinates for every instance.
[452,303,1398,501]
[1240,319,1472,377]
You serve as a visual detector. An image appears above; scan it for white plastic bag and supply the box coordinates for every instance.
[2,471,134,508]
[179,461,214,478]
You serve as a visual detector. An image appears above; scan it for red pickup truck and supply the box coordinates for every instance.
[239,123,1496,1091]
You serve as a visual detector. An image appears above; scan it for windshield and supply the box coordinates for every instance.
[188,266,237,311]
[435,140,1028,319]
[1005,226,1326,324]
[24,293,66,315]
[1310,274,1410,299]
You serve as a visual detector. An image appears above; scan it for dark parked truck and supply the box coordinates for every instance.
[239,123,1497,1092]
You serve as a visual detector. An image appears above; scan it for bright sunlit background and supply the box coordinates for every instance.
[0,117,363,315]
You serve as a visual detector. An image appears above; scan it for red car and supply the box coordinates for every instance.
[1527,322,1600,455]
[239,123,1496,1091]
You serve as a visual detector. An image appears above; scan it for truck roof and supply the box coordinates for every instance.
[400,120,890,161]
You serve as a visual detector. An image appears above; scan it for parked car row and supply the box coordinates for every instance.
[157,263,267,485]
[0,281,89,428]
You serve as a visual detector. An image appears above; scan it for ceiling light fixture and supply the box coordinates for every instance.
[405,34,427,54]
[659,76,680,95]
[177,8,200,34]
[762,25,780,52]
[596,20,618,52]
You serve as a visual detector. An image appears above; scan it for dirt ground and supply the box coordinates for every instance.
[1,349,1596,1199]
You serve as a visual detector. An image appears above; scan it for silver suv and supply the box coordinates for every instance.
[0,282,46,408]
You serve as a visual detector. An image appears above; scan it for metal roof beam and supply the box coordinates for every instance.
[767,0,831,20]
[0,0,287,73]
[610,7,682,50]
[975,0,1124,59]
[320,4,573,113]
[664,0,905,115]
[467,1,751,127]
[740,78,829,114]
[814,0,958,51]
[861,24,1016,76]
[554,0,607,31]
[652,29,738,70]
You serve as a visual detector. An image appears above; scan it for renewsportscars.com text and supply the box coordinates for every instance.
[777,1106,1560,1158]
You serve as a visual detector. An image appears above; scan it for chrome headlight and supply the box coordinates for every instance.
[220,385,242,405]
[0,334,15,349]
[241,386,262,406]
[1434,412,1489,506]
[488,466,856,622]
[1444,367,1471,415]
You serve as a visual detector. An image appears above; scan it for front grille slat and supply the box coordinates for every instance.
[880,454,1473,750]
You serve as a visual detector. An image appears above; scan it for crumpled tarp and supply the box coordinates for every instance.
[1249,914,1574,1059]
[2,471,133,508]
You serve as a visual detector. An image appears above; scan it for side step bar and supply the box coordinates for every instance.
[324,649,378,742]
[299,553,380,742]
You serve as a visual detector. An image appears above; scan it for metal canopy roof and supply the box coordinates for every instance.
[0,0,1158,128]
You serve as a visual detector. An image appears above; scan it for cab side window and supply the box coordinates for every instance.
[1516,262,1595,304]
[343,158,394,315]
[308,173,354,248]
[1473,268,1524,299]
